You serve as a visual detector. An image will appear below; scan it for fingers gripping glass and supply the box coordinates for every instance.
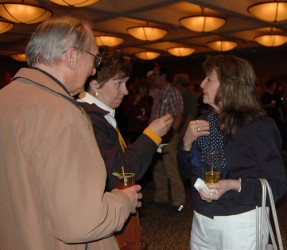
[84,50,102,67]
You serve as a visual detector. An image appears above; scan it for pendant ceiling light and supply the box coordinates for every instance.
[127,26,168,41]
[167,47,195,57]
[248,1,287,22]
[254,34,287,47]
[0,2,52,24]
[10,53,27,62]
[50,0,99,7]
[179,7,225,33]
[0,21,14,34]
[135,51,160,60]
[95,35,124,47]
[206,40,238,52]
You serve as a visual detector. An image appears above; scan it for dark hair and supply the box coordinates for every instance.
[173,73,190,88]
[203,54,265,136]
[157,65,172,82]
[134,78,149,95]
[266,79,276,89]
[91,47,133,88]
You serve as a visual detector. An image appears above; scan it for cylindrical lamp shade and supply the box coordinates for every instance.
[95,36,124,47]
[0,3,52,24]
[179,16,226,32]
[135,51,160,60]
[248,2,287,22]
[127,26,167,41]
[207,41,238,52]
[0,21,14,34]
[10,53,27,62]
[50,0,99,7]
[167,47,195,57]
[255,34,287,47]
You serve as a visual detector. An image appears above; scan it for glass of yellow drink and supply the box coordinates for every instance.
[202,147,223,184]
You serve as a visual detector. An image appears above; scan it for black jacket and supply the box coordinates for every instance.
[178,116,287,218]
[79,102,158,191]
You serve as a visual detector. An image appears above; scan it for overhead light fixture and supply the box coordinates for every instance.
[10,53,27,62]
[248,1,287,22]
[135,51,160,60]
[254,34,287,47]
[179,16,225,32]
[0,21,14,34]
[206,40,238,52]
[50,0,99,7]
[179,6,225,32]
[95,35,124,47]
[0,2,52,24]
[167,47,195,57]
[127,26,168,41]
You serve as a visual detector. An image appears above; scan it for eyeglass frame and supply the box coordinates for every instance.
[63,47,102,67]
[84,50,102,67]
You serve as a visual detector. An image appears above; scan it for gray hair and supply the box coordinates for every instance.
[26,15,94,67]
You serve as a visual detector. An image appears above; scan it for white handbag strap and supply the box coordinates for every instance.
[256,178,284,250]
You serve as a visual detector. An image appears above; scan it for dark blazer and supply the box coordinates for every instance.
[79,102,158,191]
[178,116,287,218]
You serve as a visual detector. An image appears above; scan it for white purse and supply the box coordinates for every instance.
[256,178,284,250]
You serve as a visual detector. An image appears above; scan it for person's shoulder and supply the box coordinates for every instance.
[245,115,277,132]
[79,102,108,116]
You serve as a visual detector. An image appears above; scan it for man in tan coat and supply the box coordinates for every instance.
[0,16,141,250]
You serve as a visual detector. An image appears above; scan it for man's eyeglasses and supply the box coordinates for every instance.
[63,48,102,67]
[84,51,102,67]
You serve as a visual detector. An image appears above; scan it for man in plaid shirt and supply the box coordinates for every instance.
[148,64,186,214]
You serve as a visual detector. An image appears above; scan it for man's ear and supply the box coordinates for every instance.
[63,48,78,70]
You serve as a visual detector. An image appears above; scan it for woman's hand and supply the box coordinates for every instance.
[198,179,241,202]
[183,119,210,151]
[148,113,173,137]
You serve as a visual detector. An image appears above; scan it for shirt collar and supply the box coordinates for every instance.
[78,91,115,118]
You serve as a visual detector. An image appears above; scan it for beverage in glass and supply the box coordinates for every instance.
[116,173,135,190]
[202,147,223,184]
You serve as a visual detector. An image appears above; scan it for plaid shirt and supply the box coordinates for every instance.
[150,83,183,121]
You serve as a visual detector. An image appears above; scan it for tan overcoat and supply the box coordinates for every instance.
[0,68,132,250]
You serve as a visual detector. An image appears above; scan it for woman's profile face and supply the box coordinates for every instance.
[200,69,220,110]
[94,76,129,109]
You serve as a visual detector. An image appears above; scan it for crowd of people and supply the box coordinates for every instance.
[0,15,287,250]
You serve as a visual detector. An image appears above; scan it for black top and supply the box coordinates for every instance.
[178,116,287,218]
[79,102,158,191]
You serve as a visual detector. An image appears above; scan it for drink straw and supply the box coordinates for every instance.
[122,166,127,185]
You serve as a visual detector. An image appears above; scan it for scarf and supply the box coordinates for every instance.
[189,112,227,180]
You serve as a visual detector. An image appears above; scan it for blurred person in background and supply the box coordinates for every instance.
[173,73,198,138]
[148,64,186,214]
[124,78,153,143]
[261,79,284,129]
